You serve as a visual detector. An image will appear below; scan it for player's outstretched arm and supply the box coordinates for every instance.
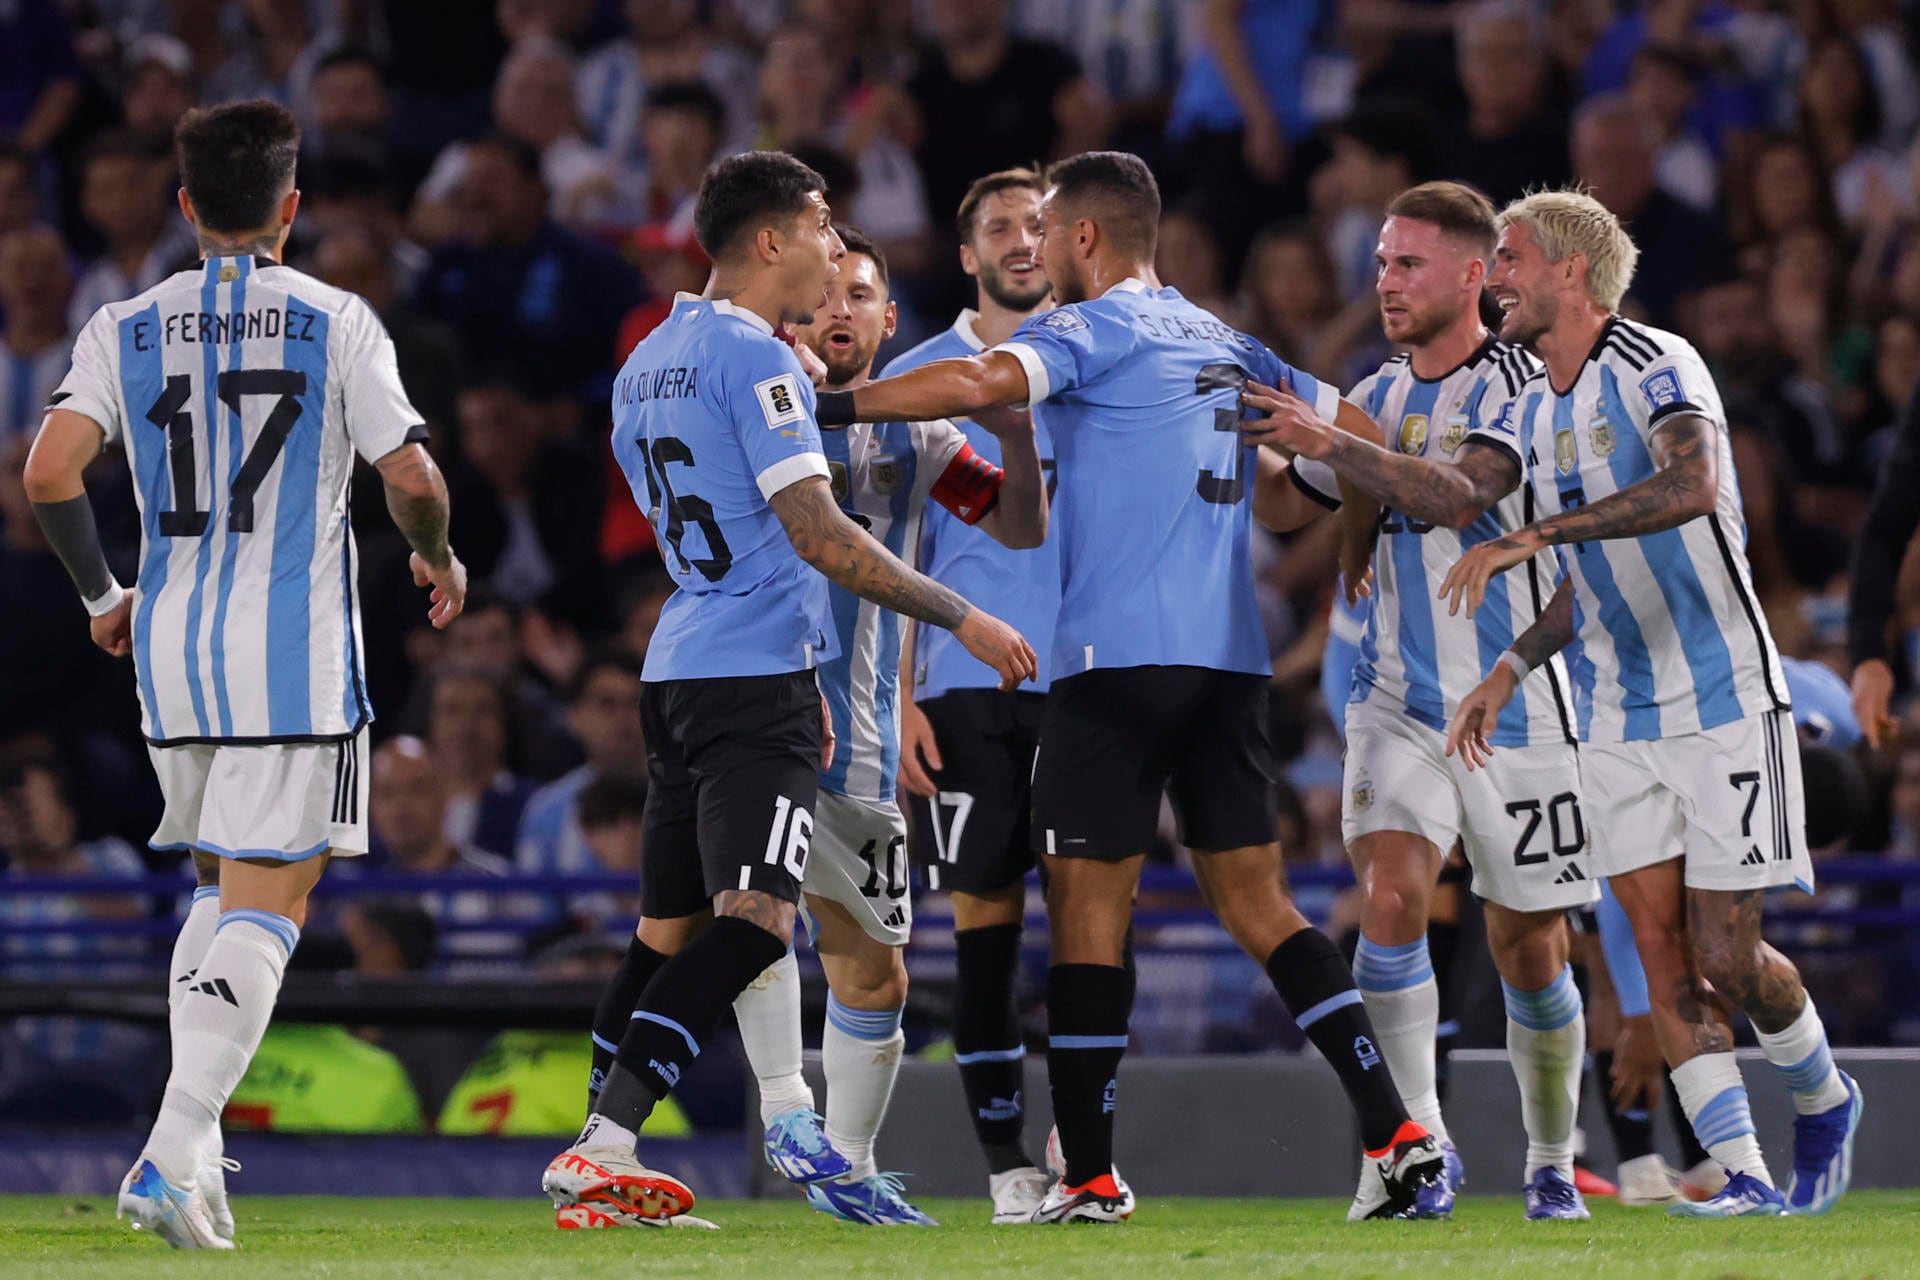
[820,352,1031,426]
[24,408,130,656]
[971,404,1047,549]
[375,442,466,630]
[771,475,1037,690]
[1445,577,1574,769]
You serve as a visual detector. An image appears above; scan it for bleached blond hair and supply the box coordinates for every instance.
[1497,190,1640,312]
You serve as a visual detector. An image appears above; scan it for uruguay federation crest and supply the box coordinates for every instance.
[1397,414,1429,455]
[1441,412,1468,455]
[1554,426,1577,475]
[1589,416,1616,458]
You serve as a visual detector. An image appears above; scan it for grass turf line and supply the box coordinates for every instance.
[1,1192,1914,1279]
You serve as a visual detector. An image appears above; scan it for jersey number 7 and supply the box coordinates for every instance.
[144,369,307,536]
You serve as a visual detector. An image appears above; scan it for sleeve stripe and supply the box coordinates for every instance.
[1602,337,1650,371]
[991,341,1051,407]
[1615,321,1663,359]
[1647,400,1705,427]
[1287,462,1341,510]
[1464,432,1523,472]
[754,451,831,500]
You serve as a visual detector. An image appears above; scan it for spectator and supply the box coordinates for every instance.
[308,46,391,146]
[66,131,195,333]
[624,81,726,236]
[1315,102,1432,301]
[410,132,641,409]
[120,35,197,150]
[0,0,82,155]
[1436,0,1572,208]
[0,145,37,238]
[573,769,648,918]
[429,585,579,776]
[1015,0,1192,150]
[1571,92,1730,327]
[1237,221,1342,378]
[1733,133,1843,257]
[200,0,322,109]
[1628,42,1718,213]
[0,741,144,966]
[299,141,429,295]
[1799,33,1903,230]
[577,0,759,174]
[612,563,676,661]
[445,372,605,623]
[515,650,644,878]
[1155,208,1233,318]
[312,228,466,445]
[422,667,538,862]
[0,227,73,442]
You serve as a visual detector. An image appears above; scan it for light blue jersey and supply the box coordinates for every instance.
[1782,657,1861,748]
[885,310,1060,699]
[52,257,422,744]
[1472,318,1788,743]
[612,295,837,681]
[994,279,1335,679]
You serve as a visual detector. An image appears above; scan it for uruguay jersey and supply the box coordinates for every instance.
[818,415,997,802]
[49,256,423,745]
[995,279,1334,679]
[884,310,1061,699]
[612,295,836,682]
[1470,317,1788,743]
[1305,340,1575,749]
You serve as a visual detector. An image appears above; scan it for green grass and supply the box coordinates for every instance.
[2,1193,1915,1279]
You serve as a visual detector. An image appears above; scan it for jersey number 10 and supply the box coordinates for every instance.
[144,369,307,536]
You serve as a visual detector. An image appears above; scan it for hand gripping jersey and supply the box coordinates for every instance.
[50,256,424,744]
[1468,317,1789,742]
[611,295,837,681]
[993,279,1335,679]
[884,309,1061,699]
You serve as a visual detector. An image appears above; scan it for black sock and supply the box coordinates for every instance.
[588,934,670,1112]
[1428,919,1459,1104]
[1267,928,1410,1152]
[1669,1072,1709,1168]
[1595,1049,1655,1163]
[954,923,1031,1173]
[1046,963,1130,1189]
[594,916,788,1134]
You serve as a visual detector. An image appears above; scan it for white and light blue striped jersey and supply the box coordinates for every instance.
[611,294,836,681]
[1470,317,1789,743]
[884,311,1060,699]
[818,416,977,802]
[1301,340,1574,748]
[50,256,424,745]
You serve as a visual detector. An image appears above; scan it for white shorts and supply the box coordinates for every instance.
[1582,710,1812,893]
[801,789,912,947]
[147,728,369,861]
[1342,698,1598,913]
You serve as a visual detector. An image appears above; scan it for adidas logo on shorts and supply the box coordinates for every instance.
[882,908,907,929]
[1552,863,1587,885]
[1740,846,1766,867]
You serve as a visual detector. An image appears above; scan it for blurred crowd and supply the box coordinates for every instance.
[4,0,1920,1058]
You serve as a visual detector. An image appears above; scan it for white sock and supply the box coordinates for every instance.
[733,951,816,1126]
[1671,1052,1773,1186]
[1351,935,1449,1144]
[168,887,221,1017]
[574,1112,638,1153]
[1502,966,1585,1180]
[1754,1001,1850,1115]
[822,994,905,1182]
[143,911,296,1185]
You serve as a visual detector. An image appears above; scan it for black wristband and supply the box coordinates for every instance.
[815,390,855,426]
[31,495,115,602]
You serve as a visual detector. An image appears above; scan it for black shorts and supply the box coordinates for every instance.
[1030,665,1276,860]
[907,689,1045,895]
[639,670,821,920]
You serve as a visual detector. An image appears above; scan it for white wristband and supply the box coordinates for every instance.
[1497,650,1530,682]
[82,580,127,618]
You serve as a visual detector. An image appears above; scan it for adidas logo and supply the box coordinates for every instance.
[1553,863,1587,885]
[882,908,907,929]
[175,968,196,984]
[1741,846,1766,867]
[189,977,238,1006]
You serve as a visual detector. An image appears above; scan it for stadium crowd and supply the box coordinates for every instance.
[5,0,1920,1128]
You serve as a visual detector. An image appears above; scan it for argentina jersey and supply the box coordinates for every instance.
[1335,340,1574,748]
[1474,317,1789,743]
[612,294,836,681]
[885,310,1060,699]
[994,279,1333,679]
[50,256,424,744]
[818,416,975,802]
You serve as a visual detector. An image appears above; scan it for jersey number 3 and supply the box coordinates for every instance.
[144,369,306,536]
[1194,362,1251,505]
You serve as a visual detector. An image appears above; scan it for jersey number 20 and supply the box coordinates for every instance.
[144,369,306,536]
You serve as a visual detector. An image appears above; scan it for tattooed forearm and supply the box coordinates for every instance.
[1534,413,1718,546]
[375,443,451,568]
[1322,436,1521,527]
[1512,577,1576,669]
[772,477,970,629]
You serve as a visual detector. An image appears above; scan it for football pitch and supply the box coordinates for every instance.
[2,1193,1915,1279]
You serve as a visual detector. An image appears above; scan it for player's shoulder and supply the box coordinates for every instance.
[255,265,386,335]
[881,323,975,378]
[1597,316,1692,374]
[1477,339,1540,400]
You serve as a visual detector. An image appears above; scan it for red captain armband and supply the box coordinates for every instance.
[930,443,1003,525]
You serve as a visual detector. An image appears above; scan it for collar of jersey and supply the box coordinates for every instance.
[673,291,775,337]
[1105,277,1150,296]
[952,309,986,351]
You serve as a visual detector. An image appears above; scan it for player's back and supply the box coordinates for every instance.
[1352,341,1574,748]
[884,314,1060,697]
[56,255,421,744]
[611,295,836,682]
[998,281,1336,679]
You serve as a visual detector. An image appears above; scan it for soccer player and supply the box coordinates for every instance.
[542,152,1037,1228]
[884,167,1062,1222]
[814,151,1446,1224]
[1366,189,1853,1218]
[1243,182,1599,1220]
[23,101,467,1249]
[730,223,1048,1226]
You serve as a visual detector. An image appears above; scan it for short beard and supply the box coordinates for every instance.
[1499,295,1556,349]
[979,263,1050,312]
[1386,303,1460,350]
[819,341,877,388]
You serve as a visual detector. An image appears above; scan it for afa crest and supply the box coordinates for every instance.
[1554,426,1577,475]
[828,461,849,502]
[1441,413,1469,455]
[1590,416,1617,458]
[870,458,902,494]
[1352,781,1375,813]
[1397,414,1429,455]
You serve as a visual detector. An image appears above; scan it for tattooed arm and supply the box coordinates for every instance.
[1445,577,1574,769]
[770,476,1037,688]
[1511,575,1576,669]
[1532,412,1719,545]
[375,442,466,628]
